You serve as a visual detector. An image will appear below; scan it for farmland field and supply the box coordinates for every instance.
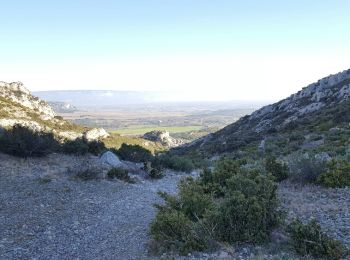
[111,125,203,135]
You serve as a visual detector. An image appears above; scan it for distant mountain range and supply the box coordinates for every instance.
[33,90,269,109]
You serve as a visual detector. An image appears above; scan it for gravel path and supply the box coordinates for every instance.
[1,153,349,260]
[0,153,183,260]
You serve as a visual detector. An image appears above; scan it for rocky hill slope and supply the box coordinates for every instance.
[48,101,78,113]
[0,82,108,141]
[180,69,350,157]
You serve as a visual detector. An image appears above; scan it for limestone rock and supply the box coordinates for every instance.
[100,151,123,167]
[84,128,110,141]
[143,130,183,148]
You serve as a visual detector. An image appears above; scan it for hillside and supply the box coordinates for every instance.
[180,69,350,158]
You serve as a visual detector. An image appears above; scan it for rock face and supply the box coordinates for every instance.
[182,68,350,154]
[143,130,183,148]
[0,81,55,119]
[0,81,110,142]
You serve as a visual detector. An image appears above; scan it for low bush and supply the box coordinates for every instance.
[287,153,326,183]
[265,156,289,182]
[212,170,280,243]
[287,218,349,259]
[150,159,282,255]
[317,160,350,188]
[143,161,164,179]
[116,143,152,163]
[152,155,196,173]
[87,140,106,156]
[107,167,134,183]
[62,139,89,155]
[75,167,100,180]
[0,125,58,158]
[150,179,214,254]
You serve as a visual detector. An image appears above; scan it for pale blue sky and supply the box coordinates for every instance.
[1,1,350,100]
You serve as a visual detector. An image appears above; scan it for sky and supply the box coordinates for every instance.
[0,0,350,101]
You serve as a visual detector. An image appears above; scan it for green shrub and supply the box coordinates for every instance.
[62,139,89,155]
[150,209,207,254]
[116,143,152,163]
[212,170,280,243]
[107,167,134,183]
[143,161,164,179]
[150,178,214,254]
[152,155,196,173]
[287,153,327,183]
[200,159,243,197]
[75,167,100,180]
[0,125,58,158]
[317,160,350,188]
[265,156,289,182]
[287,218,349,259]
[87,140,106,156]
[150,159,282,255]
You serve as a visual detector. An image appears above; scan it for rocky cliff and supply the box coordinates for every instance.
[0,82,109,141]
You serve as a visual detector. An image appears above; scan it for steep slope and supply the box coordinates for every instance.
[0,82,108,141]
[180,69,350,157]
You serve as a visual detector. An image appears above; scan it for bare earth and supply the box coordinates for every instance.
[1,153,349,260]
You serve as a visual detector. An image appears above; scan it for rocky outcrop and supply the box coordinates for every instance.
[0,81,110,142]
[143,130,183,148]
[84,128,110,141]
[0,81,55,119]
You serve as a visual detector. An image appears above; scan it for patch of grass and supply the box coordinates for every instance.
[111,125,203,136]
[107,167,135,183]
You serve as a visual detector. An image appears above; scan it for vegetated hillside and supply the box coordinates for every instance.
[179,69,350,158]
[0,82,166,153]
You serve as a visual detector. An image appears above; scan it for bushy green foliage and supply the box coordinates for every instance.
[150,178,214,254]
[210,171,280,243]
[143,161,164,179]
[116,143,152,162]
[287,153,327,184]
[152,155,196,173]
[0,125,58,157]
[287,218,349,259]
[87,140,106,156]
[265,156,289,182]
[150,159,282,255]
[107,167,134,183]
[317,160,350,188]
[200,158,244,196]
[62,139,89,155]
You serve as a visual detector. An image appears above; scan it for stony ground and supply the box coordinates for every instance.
[1,153,349,260]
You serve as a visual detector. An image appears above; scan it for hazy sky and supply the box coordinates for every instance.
[1,0,350,101]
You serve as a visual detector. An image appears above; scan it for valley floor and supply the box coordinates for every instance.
[0,153,349,259]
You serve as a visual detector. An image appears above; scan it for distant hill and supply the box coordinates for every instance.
[33,90,268,109]
[48,101,78,113]
[179,69,350,158]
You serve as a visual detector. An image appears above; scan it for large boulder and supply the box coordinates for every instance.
[100,151,123,167]
[84,128,110,141]
[143,130,183,148]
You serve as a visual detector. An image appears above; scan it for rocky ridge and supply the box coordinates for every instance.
[0,82,109,142]
[183,68,350,154]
